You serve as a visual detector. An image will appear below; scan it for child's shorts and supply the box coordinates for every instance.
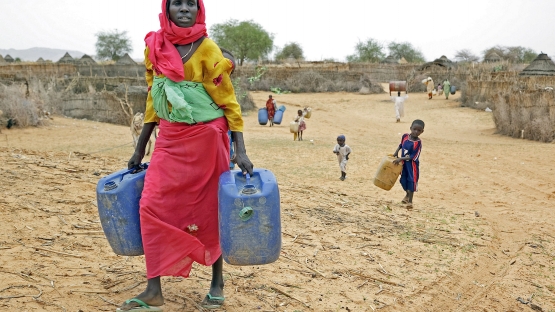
[400,163,419,192]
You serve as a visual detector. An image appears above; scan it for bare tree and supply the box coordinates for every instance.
[454,49,479,63]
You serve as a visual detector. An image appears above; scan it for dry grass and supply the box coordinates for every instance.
[0,83,51,128]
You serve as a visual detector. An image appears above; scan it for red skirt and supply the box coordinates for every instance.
[140,117,229,278]
[266,103,275,119]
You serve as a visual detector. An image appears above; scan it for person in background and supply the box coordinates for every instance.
[295,109,306,141]
[390,91,408,123]
[437,83,443,96]
[442,79,451,100]
[333,135,352,181]
[266,95,276,126]
[393,120,424,210]
[119,0,254,310]
[426,77,434,100]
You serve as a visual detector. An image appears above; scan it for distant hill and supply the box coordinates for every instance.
[0,47,87,62]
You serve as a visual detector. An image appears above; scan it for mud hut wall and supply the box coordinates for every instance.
[0,63,148,125]
[0,63,77,80]
[49,76,147,125]
[59,92,131,125]
[0,63,145,80]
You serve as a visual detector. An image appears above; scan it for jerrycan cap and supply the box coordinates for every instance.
[241,173,258,195]
[104,181,118,191]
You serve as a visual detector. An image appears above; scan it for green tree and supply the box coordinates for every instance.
[210,20,273,66]
[454,49,479,63]
[522,48,537,63]
[346,38,385,63]
[275,42,304,62]
[387,41,426,63]
[95,29,132,61]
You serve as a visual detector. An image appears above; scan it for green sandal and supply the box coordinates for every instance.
[115,298,163,311]
[201,293,225,309]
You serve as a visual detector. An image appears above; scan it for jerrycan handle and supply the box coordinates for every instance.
[120,164,146,182]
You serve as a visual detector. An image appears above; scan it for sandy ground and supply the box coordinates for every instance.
[1,89,555,312]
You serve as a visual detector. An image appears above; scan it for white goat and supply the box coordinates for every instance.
[131,112,156,155]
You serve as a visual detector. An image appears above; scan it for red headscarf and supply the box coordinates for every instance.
[144,0,208,82]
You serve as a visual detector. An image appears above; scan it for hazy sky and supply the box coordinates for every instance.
[1,0,554,62]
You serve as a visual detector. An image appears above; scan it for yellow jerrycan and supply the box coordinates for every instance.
[373,155,403,191]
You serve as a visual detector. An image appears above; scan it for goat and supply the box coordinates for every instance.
[131,112,156,156]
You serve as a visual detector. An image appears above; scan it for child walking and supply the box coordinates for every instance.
[390,91,408,123]
[333,135,352,181]
[295,109,306,141]
[393,120,424,209]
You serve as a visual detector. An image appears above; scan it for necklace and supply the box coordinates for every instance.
[181,42,195,60]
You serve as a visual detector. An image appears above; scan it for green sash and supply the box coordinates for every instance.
[151,76,225,124]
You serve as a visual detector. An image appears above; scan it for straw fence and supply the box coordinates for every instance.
[493,89,555,142]
[459,67,555,142]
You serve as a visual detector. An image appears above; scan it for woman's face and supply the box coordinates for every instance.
[168,0,198,28]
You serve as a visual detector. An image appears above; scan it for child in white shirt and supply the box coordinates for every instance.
[333,135,352,181]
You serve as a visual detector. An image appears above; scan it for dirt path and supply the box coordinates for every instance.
[0,90,554,311]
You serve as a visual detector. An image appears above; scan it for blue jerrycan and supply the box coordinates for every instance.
[258,108,268,125]
[96,164,148,256]
[450,85,457,95]
[218,169,281,265]
[278,105,286,112]
[273,110,284,125]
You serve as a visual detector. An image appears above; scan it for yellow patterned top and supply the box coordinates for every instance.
[143,38,243,131]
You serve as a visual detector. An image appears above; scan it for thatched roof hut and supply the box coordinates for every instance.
[418,55,454,70]
[398,57,408,64]
[4,54,14,63]
[427,55,454,68]
[57,52,75,64]
[433,55,453,66]
[381,55,399,64]
[519,53,555,76]
[116,53,137,65]
[36,57,46,63]
[0,55,5,63]
[484,52,502,63]
[78,54,97,65]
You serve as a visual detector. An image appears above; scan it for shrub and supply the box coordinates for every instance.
[0,83,50,128]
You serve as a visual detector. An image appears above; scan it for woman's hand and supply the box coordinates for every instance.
[128,151,145,169]
[234,151,254,176]
[231,131,254,176]
[128,123,156,169]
